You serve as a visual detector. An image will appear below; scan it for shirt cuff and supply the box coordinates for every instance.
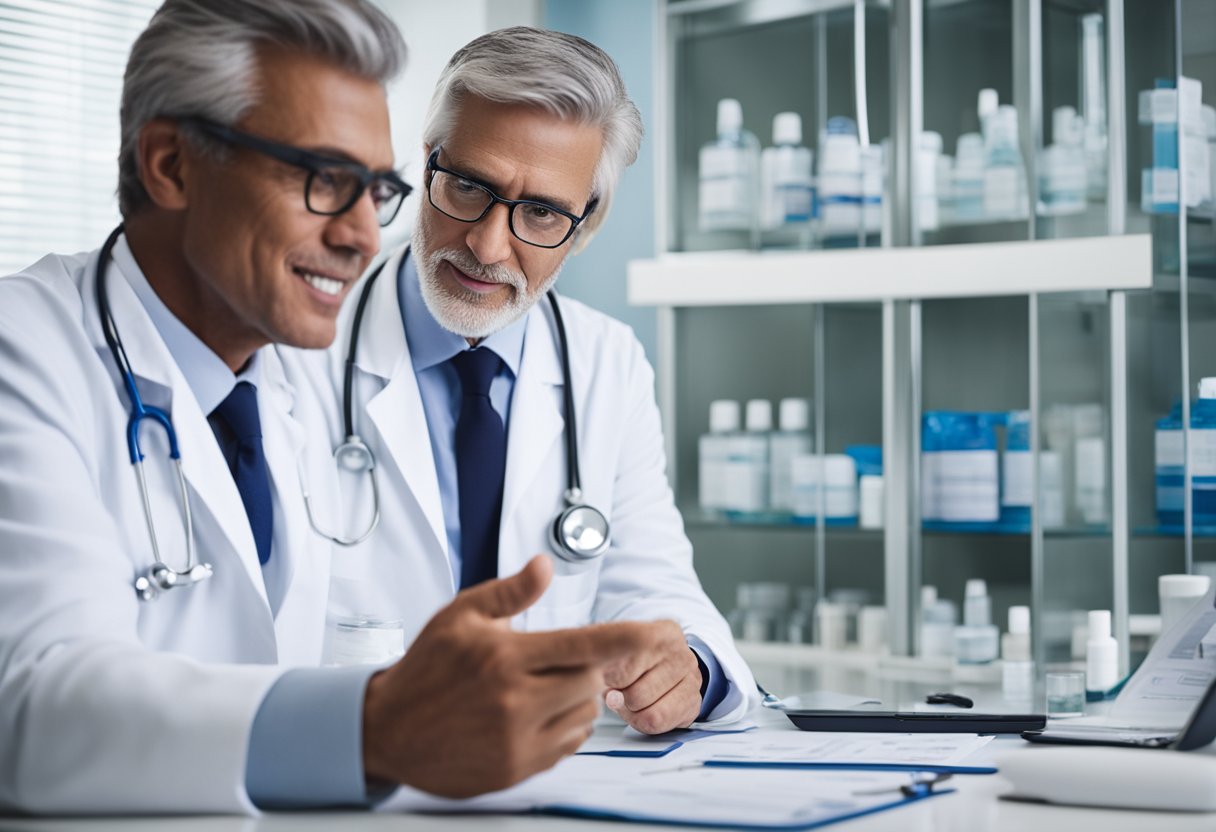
[686,635,730,722]
[246,665,382,809]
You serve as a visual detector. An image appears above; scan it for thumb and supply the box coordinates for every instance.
[455,554,553,620]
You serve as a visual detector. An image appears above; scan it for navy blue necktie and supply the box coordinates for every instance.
[210,381,274,565]
[452,348,506,589]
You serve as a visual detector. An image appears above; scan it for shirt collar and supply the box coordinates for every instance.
[400,251,527,377]
[113,233,261,415]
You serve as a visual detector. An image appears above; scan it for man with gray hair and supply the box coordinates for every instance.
[316,26,755,748]
[0,3,654,814]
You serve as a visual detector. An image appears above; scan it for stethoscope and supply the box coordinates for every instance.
[96,226,378,602]
[342,253,611,563]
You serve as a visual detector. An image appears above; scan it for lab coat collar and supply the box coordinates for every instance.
[353,246,449,564]
[351,246,410,382]
[498,292,567,548]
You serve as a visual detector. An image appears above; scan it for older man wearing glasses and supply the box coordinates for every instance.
[309,26,755,755]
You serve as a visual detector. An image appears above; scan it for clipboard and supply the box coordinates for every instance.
[538,785,952,830]
[702,760,998,774]
[387,754,965,828]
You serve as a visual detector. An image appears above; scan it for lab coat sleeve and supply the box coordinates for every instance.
[0,275,283,814]
[588,327,757,724]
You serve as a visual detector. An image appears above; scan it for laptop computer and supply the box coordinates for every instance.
[1021,672,1216,750]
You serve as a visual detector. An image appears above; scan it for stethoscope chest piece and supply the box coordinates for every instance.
[334,436,375,473]
[550,488,610,562]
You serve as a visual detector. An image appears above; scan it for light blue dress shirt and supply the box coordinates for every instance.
[399,253,527,582]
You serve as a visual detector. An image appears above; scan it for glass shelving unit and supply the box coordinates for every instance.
[628,0,1216,671]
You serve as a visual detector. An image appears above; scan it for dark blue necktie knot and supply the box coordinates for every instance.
[210,381,273,565]
[451,348,505,589]
[452,347,502,398]
[213,381,263,441]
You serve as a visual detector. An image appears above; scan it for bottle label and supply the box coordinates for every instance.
[923,449,999,522]
[776,183,813,222]
[1157,429,1184,468]
[1192,428,1216,478]
[1143,168,1179,212]
[1002,449,1033,507]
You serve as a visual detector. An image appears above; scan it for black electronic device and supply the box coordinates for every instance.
[784,709,1046,734]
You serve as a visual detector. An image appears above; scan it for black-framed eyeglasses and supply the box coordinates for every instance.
[180,117,411,227]
[424,147,597,249]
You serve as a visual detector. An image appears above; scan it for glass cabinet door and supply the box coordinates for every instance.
[915,295,1031,667]
[667,0,892,253]
[1181,0,1216,591]
[671,301,886,649]
[1037,0,1110,240]
[1123,0,1216,670]
[1037,291,1115,665]
[922,0,1028,246]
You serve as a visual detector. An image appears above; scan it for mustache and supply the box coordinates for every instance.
[426,247,526,291]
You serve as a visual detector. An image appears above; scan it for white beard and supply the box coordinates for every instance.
[412,212,564,340]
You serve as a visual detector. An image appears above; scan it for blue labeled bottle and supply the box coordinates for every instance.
[1193,378,1216,530]
[1156,402,1183,530]
[1001,410,1032,532]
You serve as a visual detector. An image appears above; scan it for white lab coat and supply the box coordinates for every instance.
[302,248,756,722]
[0,244,341,813]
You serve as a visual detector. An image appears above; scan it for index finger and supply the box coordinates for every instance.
[514,621,657,671]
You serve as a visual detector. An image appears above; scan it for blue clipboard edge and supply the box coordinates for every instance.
[702,761,998,775]
[538,787,954,831]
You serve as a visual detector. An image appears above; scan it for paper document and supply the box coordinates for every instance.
[1111,580,1216,727]
[694,730,993,768]
[381,753,950,828]
[576,722,756,756]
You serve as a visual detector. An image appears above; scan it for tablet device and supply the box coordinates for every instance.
[785,709,1046,734]
[1021,673,1216,750]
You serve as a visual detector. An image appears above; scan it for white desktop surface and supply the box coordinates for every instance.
[3,648,1213,831]
[2,750,1212,832]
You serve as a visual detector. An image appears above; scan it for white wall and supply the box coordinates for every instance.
[374,0,541,250]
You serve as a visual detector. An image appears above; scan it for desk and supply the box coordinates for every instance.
[3,747,1213,832]
[4,649,1213,831]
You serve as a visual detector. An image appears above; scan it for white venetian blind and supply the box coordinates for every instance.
[0,0,158,275]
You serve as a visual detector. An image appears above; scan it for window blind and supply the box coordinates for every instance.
[0,0,158,275]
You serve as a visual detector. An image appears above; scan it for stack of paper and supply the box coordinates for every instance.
[380,728,996,828]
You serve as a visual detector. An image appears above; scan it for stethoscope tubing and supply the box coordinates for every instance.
[96,225,208,599]
[343,250,610,562]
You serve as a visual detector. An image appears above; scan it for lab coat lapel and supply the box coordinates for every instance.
[358,251,449,563]
[499,302,565,576]
[259,349,304,606]
[82,247,271,611]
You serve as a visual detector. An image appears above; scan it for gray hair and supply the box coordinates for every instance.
[118,0,406,217]
[422,26,643,252]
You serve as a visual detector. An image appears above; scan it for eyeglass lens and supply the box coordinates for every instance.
[307,168,405,227]
[429,170,574,247]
